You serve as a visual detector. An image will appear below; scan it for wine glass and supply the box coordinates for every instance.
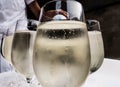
[87,19,104,73]
[0,28,13,64]
[33,0,90,87]
[11,19,39,83]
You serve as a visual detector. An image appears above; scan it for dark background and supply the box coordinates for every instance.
[27,0,120,59]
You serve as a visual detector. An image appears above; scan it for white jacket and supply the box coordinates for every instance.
[0,0,34,73]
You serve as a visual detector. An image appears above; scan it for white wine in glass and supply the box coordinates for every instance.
[87,20,104,73]
[33,21,90,87]
[2,35,13,64]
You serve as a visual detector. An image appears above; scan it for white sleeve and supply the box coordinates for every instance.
[25,0,34,5]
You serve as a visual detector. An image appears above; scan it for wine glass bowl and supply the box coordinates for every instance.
[33,21,90,87]
[87,20,104,73]
[1,35,13,64]
[33,0,91,87]
[0,29,14,64]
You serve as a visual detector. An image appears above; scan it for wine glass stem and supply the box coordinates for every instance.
[26,77,32,83]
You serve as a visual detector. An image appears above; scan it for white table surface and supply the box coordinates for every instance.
[0,58,120,87]
[83,58,120,87]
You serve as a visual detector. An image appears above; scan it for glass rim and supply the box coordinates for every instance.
[39,0,84,21]
[87,19,100,26]
[86,19,101,31]
[15,19,40,31]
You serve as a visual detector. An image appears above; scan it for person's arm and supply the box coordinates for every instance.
[26,0,41,19]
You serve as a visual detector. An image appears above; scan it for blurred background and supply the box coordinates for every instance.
[27,0,120,59]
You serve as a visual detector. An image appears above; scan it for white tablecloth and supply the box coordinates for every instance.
[0,71,41,87]
[0,58,120,87]
[83,58,120,87]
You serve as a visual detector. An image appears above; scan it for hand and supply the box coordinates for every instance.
[41,9,69,21]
